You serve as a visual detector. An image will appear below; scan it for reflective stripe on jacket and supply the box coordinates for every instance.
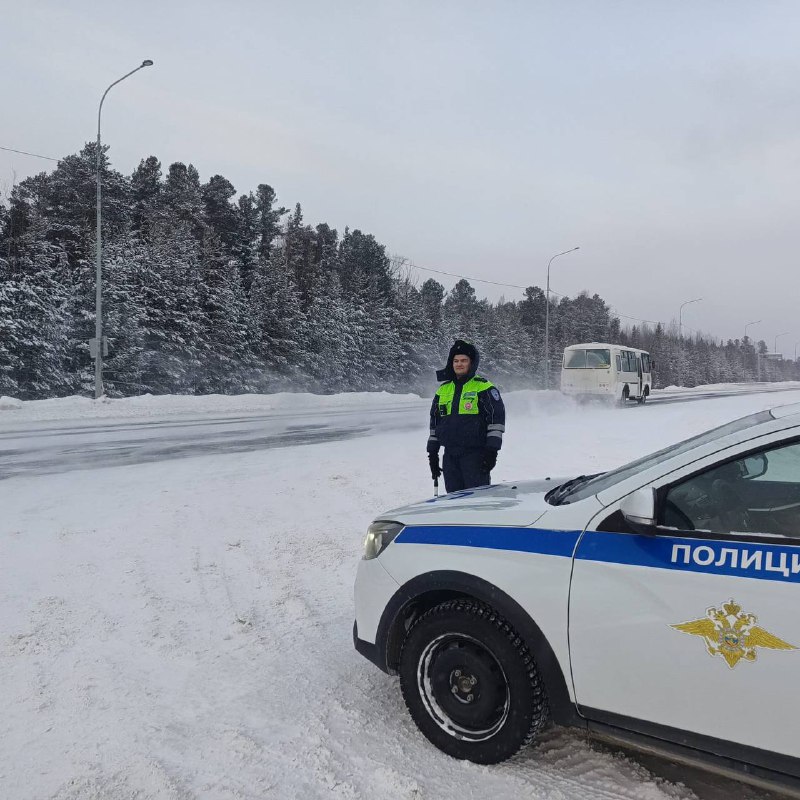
[427,376,505,453]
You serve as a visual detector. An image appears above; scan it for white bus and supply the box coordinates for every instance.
[560,342,653,404]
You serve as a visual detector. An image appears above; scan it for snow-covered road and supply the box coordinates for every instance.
[0,406,422,480]
[3,383,799,481]
[2,387,798,799]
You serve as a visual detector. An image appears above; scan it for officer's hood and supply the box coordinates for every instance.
[436,340,480,382]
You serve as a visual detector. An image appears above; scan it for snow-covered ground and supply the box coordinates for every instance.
[2,386,799,799]
[0,390,424,424]
[3,380,800,423]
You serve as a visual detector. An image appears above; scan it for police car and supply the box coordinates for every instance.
[354,402,800,795]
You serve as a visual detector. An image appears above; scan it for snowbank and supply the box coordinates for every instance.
[0,396,22,410]
[659,380,800,394]
[0,390,426,423]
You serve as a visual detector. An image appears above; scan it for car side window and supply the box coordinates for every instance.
[661,440,800,538]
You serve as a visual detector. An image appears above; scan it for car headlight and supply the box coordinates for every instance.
[363,520,404,560]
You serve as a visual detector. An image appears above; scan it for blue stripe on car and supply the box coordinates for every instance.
[395,526,581,557]
[577,531,800,584]
[394,525,800,583]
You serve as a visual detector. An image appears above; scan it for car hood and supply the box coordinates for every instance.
[378,477,576,527]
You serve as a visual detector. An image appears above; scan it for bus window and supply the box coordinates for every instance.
[564,349,611,369]
[564,350,587,369]
[641,354,651,373]
[585,349,611,368]
[616,355,621,371]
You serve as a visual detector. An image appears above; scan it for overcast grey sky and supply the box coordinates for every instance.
[3,1,800,354]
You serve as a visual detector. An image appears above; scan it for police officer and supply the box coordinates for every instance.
[427,340,506,492]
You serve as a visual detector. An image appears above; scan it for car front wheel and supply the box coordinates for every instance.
[399,599,549,764]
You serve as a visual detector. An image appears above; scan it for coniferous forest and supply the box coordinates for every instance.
[1,144,798,400]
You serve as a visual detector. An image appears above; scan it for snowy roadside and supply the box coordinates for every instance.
[657,380,800,395]
[0,390,426,425]
[2,390,798,799]
[3,381,800,427]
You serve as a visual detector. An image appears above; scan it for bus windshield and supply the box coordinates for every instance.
[564,348,610,369]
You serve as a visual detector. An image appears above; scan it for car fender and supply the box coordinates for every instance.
[374,569,582,728]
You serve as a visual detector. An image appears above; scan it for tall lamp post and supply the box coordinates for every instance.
[774,331,790,355]
[678,297,702,339]
[743,320,761,383]
[543,246,580,389]
[743,319,761,342]
[94,60,154,399]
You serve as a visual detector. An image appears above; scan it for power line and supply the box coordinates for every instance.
[407,260,668,325]
[408,260,567,298]
[0,145,58,162]
[408,261,529,291]
[609,308,667,326]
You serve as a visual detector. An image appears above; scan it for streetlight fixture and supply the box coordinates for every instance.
[743,320,761,342]
[742,320,762,383]
[94,59,154,399]
[543,246,580,389]
[678,298,702,339]
[774,331,790,355]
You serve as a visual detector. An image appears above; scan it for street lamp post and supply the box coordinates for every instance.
[743,320,761,383]
[774,331,790,355]
[543,246,580,389]
[94,59,154,399]
[743,319,761,342]
[678,297,702,339]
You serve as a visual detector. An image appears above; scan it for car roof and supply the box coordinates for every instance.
[770,401,800,420]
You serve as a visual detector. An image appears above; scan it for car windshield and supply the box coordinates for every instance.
[557,410,773,504]
[564,348,610,369]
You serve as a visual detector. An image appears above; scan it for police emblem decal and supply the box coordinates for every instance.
[671,600,796,669]
[464,402,473,410]
[491,388,500,400]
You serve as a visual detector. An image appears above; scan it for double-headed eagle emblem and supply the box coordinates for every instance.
[671,601,796,669]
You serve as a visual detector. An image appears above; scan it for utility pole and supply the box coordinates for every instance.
[94,60,154,399]
[543,246,580,389]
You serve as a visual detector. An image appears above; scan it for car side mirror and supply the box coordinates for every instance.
[620,487,657,534]
[741,453,768,479]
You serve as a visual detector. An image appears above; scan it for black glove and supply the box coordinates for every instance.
[428,452,442,479]
[482,448,498,472]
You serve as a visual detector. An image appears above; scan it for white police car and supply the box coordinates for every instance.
[354,403,800,795]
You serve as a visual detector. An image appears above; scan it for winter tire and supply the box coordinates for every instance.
[399,599,549,764]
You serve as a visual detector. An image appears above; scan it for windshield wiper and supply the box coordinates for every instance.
[545,473,601,506]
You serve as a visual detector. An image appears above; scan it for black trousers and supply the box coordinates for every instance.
[442,449,490,493]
